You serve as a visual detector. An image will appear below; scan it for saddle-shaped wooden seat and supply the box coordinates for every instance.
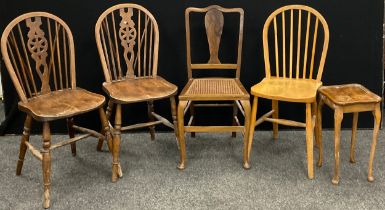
[103,77,177,103]
[19,89,105,121]
[251,77,322,103]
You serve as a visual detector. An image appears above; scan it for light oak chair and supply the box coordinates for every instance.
[1,12,111,208]
[247,5,330,179]
[177,5,251,170]
[95,4,178,182]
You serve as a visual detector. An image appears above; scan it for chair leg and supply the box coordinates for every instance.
[240,100,251,169]
[368,104,381,182]
[272,100,279,139]
[190,102,196,138]
[66,118,76,156]
[147,101,156,140]
[312,101,318,148]
[316,97,324,167]
[232,101,238,137]
[16,115,32,176]
[99,108,113,153]
[245,97,258,169]
[305,103,314,180]
[170,96,179,149]
[177,100,187,170]
[332,108,343,185]
[42,122,51,209]
[350,112,359,163]
[97,100,114,151]
[112,104,123,182]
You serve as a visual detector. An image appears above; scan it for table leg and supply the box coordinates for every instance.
[350,112,358,163]
[316,96,324,167]
[332,108,343,185]
[368,103,381,182]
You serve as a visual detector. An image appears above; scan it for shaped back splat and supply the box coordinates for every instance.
[205,9,224,64]
[26,17,51,93]
[119,8,136,78]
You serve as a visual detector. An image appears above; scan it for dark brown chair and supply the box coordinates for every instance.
[1,12,112,208]
[177,5,251,170]
[95,4,178,182]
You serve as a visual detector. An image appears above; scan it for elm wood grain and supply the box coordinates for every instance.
[178,5,250,170]
[1,12,112,208]
[102,77,177,104]
[95,3,178,180]
[316,84,382,185]
[248,5,330,179]
[18,88,105,122]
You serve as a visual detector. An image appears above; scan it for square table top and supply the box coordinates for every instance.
[318,84,381,106]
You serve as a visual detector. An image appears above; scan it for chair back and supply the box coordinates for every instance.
[262,5,329,81]
[1,12,77,102]
[95,4,160,82]
[185,5,244,79]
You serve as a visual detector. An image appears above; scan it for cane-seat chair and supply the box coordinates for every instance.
[1,12,112,208]
[247,5,330,179]
[177,5,251,170]
[95,4,178,182]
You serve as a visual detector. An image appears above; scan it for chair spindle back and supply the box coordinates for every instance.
[263,5,329,81]
[1,12,76,102]
[95,4,160,83]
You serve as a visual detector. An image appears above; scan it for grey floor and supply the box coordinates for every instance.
[0,130,385,209]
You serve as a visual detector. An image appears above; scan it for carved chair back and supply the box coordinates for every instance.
[95,4,160,83]
[185,5,244,79]
[263,5,329,81]
[1,12,76,102]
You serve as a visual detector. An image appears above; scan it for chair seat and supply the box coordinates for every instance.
[103,76,178,104]
[179,78,249,101]
[18,88,105,121]
[251,77,322,103]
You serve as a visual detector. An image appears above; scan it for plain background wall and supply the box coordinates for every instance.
[0,0,383,134]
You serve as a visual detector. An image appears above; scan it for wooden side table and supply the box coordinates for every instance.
[316,84,382,185]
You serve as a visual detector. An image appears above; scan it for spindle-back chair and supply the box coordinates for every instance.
[95,4,178,182]
[1,12,112,208]
[177,5,251,170]
[247,5,330,179]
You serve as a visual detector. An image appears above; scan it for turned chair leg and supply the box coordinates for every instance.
[16,115,32,176]
[66,118,76,156]
[244,97,258,169]
[272,100,279,139]
[316,97,324,167]
[99,108,113,152]
[232,101,239,138]
[240,100,251,169]
[368,104,381,182]
[350,112,358,163]
[305,103,314,179]
[190,102,196,138]
[177,101,187,170]
[97,100,114,151]
[147,101,156,140]
[112,104,123,182]
[170,96,179,149]
[332,108,343,185]
[42,122,51,209]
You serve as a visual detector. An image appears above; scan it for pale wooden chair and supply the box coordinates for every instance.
[177,5,251,170]
[95,4,178,182]
[1,12,112,208]
[247,5,330,179]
